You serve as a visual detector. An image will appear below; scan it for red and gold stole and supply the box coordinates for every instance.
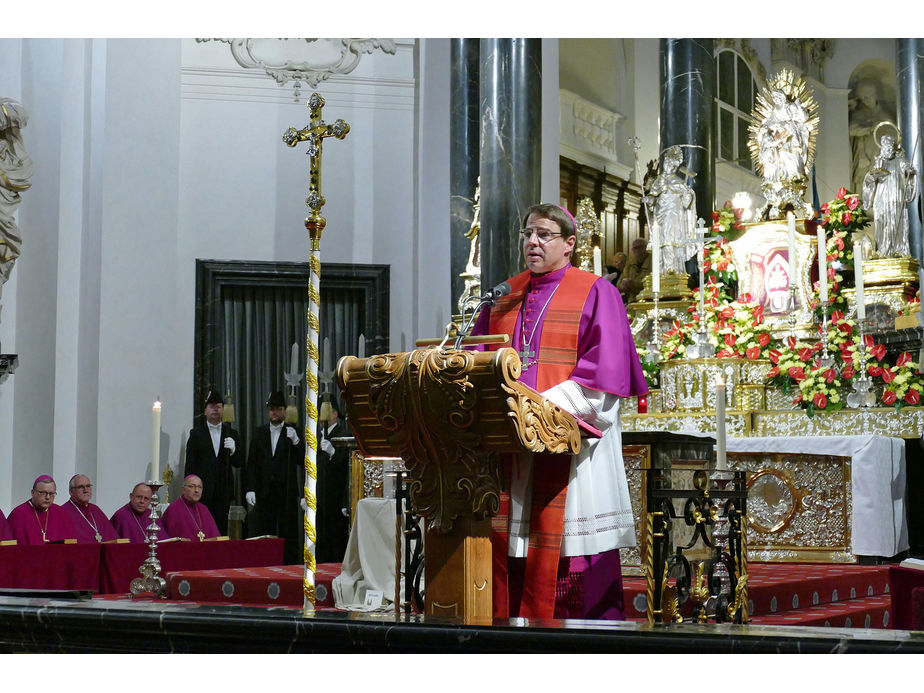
[486,266,597,618]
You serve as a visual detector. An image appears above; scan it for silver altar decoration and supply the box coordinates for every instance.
[457,179,481,313]
[862,133,918,258]
[748,70,819,220]
[198,39,397,101]
[647,145,697,275]
[0,97,32,306]
[130,482,167,598]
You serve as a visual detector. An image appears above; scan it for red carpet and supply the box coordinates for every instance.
[623,562,894,628]
[96,561,917,629]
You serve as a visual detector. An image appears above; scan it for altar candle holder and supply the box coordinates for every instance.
[130,481,167,599]
[846,320,877,409]
[645,290,662,364]
[818,302,834,369]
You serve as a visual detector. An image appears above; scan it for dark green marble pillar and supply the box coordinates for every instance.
[659,38,715,225]
[898,38,924,264]
[478,38,542,291]
[450,38,481,310]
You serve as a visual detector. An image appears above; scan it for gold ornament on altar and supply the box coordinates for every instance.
[748,70,820,219]
[573,197,600,272]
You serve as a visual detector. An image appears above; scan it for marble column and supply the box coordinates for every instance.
[478,38,542,291]
[897,38,924,264]
[450,38,481,313]
[659,38,715,230]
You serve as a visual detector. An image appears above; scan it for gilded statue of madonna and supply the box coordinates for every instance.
[748,70,819,220]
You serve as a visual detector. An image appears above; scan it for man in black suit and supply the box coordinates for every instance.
[244,391,305,563]
[183,389,243,535]
[317,400,350,563]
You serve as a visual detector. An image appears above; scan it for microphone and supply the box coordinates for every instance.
[480,281,512,305]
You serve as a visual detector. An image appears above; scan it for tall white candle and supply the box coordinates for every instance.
[854,241,866,320]
[787,212,797,290]
[817,227,828,306]
[715,374,727,471]
[650,229,660,294]
[593,246,602,276]
[152,400,162,481]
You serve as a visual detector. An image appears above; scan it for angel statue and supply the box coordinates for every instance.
[0,97,33,299]
[645,145,696,274]
[862,134,918,258]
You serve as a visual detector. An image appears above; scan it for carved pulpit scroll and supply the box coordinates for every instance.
[337,346,582,621]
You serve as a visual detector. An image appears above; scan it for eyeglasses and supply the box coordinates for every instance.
[184,484,203,490]
[74,484,92,491]
[34,490,57,498]
[519,227,564,244]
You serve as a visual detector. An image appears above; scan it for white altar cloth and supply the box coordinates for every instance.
[727,435,908,557]
[332,498,408,611]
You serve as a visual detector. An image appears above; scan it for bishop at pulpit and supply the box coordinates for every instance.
[339,203,647,622]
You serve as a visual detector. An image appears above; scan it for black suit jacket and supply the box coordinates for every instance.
[244,423,305,540]
[184,420,243,534]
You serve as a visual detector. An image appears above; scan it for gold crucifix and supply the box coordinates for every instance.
[282,92,351,250]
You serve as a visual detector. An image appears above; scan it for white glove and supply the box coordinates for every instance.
[223,437,236,455]
[245,491,256,507]
[299,498,308,512]
[321,437,335,456]
[286,427,299,444]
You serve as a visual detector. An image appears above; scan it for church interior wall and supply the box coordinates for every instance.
[0,36,912,515]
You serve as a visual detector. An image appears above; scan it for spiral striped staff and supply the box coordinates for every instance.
[283,92,350,611]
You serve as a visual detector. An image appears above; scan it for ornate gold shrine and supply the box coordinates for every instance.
[337,346,582,622]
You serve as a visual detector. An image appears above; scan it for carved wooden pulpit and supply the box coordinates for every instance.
[337,346,582,621]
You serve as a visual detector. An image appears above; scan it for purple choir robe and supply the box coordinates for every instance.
[7,501,78,545]
[110,503,167,543]
[60,499,119,544]
[0,509,12,541]
[161,497,221,541]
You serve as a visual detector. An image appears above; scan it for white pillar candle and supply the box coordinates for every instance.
[854,241,865,320]
[817,227,828,306]
[152,400,162,481]
[715,373,727,471]
[650,229,660,293]
[593,246,602,276]
[787,212,797,290]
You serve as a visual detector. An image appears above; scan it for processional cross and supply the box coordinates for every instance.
[283,92,350,612]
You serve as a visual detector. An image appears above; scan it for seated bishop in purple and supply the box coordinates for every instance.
[110,482,167,542]
[7,475,78,545]
[60,474,119,544]
[0,508,12,541]
[161,474,221,541]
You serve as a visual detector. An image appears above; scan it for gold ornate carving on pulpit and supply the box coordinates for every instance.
[338,346,582,621]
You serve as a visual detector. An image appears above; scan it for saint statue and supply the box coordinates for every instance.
[757,89,810,184]
[862,134,918,258]
[0,98,33,298]
[848,79,895,194]
[645,145,695,274]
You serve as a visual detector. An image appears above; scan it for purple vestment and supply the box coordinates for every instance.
[0,509,12,541]
[7,501,78,545]
[110,503,167,543]
[161,497,220,541]
[60,499,119,543]
[471,265,647,396]
[471,265,646,621]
